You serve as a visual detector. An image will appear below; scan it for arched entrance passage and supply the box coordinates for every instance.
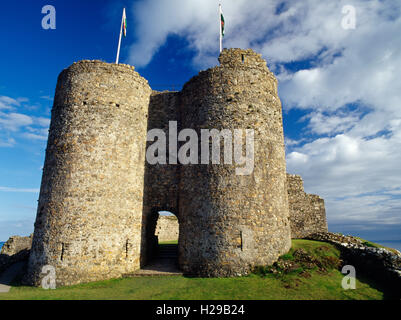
[140,91,181,271]
[154,211,179,264]
[140,208,181,274]
[140,206,181,261]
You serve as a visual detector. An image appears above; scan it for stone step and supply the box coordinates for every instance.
[124,256,182,277]
[123,270,182,277]
[157,245,178,255]
[158,253,177,257]
[159,251,177,254]
[156,244,178,260]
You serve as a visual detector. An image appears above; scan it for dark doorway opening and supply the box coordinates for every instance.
[139,210,182,276]
[154,211,179,262]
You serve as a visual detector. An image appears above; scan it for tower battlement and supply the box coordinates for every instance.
[218,48,267,69]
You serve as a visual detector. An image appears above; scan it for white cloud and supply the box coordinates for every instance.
[34,117,50,128]
[0,137,15,147]
[0,187,39,193]
[128,0,217,67]
[285,137,306,147]
[0,95,50,146]
[0,112,33,131]
[127,0,401,235]
[40,95,53,101]
[286,131,401,227]
[304,111,361,135]
[0,96,20,110]
[24,131,48,141]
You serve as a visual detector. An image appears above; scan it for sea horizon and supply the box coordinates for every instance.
[370,240,401,251]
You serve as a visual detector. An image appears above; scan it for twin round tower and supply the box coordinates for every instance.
[24,49,309,286]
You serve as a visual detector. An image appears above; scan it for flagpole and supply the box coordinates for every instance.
[219,4,223,53]
[116,8,125,64]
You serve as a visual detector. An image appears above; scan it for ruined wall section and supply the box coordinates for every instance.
[155,215,179,242]
[178,49,291,277]
[25,61,151,286]
[287,174,328,238]
[0,234,32,274]
[141,91,180,265]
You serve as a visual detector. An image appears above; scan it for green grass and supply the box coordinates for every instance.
[0,240,386,300]
[159,240,178,245]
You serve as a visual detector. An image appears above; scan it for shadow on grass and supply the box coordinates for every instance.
[319,241,400,300]
[350,268,400,300]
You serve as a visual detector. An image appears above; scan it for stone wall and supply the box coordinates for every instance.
[24,49,305,286]
[155,215,179,242]
[0,235,32,273]
[178,48,291,276]
[287,174,327,238]
[24,61,151,287]
[141,91,181,264]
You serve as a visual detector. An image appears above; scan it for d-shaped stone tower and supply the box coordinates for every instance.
[25,61,151,285]
[25,49,293,286]
[177,49,291,276]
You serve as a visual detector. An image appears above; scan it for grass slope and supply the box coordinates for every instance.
[0,240,385,300]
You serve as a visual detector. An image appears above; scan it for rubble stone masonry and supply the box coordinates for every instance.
[24,49,326,286]
[155,215,179,242]
[24,61,151,286]
[287,174,328,238]
[178,49,291,276]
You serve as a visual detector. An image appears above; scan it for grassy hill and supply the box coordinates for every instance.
[0,239,391,300]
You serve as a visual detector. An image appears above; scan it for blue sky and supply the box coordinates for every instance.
[1,0,400,242]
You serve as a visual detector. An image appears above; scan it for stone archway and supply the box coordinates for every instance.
[138,209,182,275]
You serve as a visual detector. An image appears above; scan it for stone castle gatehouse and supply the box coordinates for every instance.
[24,49,327,286]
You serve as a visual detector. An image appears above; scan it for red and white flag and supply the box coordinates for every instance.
[122,8,127,37]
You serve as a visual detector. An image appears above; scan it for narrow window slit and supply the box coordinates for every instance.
[60,243,65,261]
